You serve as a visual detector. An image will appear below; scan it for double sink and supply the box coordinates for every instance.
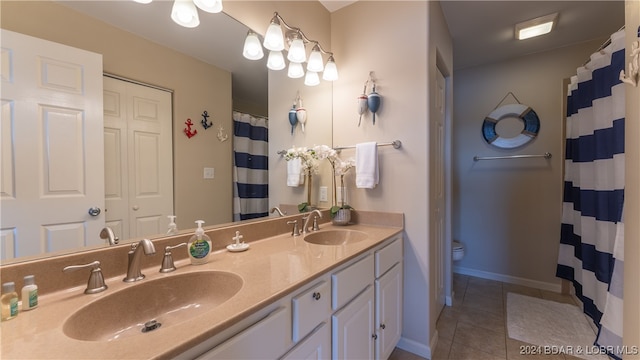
[62,229,368,342]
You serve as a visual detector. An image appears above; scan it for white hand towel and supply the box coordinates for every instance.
[287,158,304,187]
[356,142,378,189]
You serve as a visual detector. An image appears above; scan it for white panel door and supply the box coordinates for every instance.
[0,29,103,260]
[103,76,173,240]
[332,285,375,360]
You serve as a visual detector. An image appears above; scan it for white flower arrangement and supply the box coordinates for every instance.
[284,146,320,175]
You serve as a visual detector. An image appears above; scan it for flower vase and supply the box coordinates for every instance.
[332,208,351,226]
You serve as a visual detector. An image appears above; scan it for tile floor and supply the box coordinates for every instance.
[389,274,592,360]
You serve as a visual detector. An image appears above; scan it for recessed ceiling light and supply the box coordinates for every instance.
[515,13,558,40]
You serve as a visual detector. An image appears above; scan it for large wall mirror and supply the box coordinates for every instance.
[0,0,334,264]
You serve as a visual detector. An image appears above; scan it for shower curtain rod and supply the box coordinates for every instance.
[232,109,268,120]
[582,25,626,66]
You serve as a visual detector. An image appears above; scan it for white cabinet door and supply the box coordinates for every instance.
[0,29,104,260]
[332,285,375,360]
[281,322,331,360]
[375,263,403,360]
[196,306,292,359]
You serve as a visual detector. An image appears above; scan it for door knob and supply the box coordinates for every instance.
[88,207,101,216]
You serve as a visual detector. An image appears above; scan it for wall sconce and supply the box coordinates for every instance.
[134,0,223,28]
[242,12,339,85]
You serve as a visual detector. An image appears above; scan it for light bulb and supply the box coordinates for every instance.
[132,0,153,3]
[304,71,320,86]
[171,0,199,28]
[322,56,338,81]
[194,0,222,13]
[242,31,264,60]
[287,62,305,79]
[287,35,306,63]
[263,16,285,51]
[267,51,286,70]
[307,44,324,72]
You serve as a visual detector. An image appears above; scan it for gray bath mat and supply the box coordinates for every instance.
[506,292,608,360]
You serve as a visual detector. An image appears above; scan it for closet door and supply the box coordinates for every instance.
[103,76,173,239]
[1,29,104,259]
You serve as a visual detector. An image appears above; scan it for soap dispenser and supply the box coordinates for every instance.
[188,220,212,265]
[167,215,178,235]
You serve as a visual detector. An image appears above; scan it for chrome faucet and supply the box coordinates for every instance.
[270,207,287,217]
[100,227,119,246]
[303,209,322,234]
[123,239,156,282]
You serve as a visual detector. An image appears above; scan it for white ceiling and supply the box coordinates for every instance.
[439,1,625,70]
[58,1,626,110]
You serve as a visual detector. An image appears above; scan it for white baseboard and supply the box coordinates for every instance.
[453,266,562,292]
[397,335,432,359]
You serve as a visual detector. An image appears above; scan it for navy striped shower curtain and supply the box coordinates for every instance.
[232,111,269,221]
[556,29,625,358]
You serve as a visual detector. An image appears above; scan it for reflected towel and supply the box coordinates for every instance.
[287,158,304,187]
[356,142,378,189]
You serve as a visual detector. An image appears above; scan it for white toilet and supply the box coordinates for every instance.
[453,241,465,261]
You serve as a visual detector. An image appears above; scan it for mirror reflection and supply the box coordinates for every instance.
[1,0,274,263]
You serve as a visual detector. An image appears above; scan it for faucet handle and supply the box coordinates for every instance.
[286,220,300,237]
[312,216,320,231]
[63,260,108,294]
[160,242,187,273]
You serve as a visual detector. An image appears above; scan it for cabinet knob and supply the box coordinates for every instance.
[380,323,386,330]
[312,292,321,300]
[372,334,378,340]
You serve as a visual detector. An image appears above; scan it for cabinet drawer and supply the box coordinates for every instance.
[375,238,402,278]
[292,280,331,342]
[332,254,374,310]
[197,306,292,359]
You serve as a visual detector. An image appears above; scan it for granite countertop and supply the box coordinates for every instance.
[0,221,402,359]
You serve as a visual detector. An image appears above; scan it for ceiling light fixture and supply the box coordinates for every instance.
[515,13,558,40]
[243,12,339,84]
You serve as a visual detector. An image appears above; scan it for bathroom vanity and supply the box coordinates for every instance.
[0,211,403,359]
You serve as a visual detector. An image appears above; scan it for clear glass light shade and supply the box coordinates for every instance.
[287,62,305,79]
[287,37,307,63]
[304,71,320,86]
[263,19,285,51]
[133,0,153,3]
[307,45,324,72]
[194,0,222,13]
[171,0,200,28]
[322,56,338,81]
[242,31,264,60]
[267,51,286,70]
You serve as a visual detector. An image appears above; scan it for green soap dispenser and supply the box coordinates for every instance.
[188,220,212,265]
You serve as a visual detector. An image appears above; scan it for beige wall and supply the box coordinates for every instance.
[331,1,452,356]
[1,1,234,231]
[624,0,640,355]
[452,39,605,289]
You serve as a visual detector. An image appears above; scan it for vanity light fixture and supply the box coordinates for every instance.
[242,30,264,60]
[243,12,339,84]
[134,0,223,28]
[515,13,558,40]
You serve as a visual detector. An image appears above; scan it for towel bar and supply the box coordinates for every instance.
[277,140,402,156]
[473,152,552,161]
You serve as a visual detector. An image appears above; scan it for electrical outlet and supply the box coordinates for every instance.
[203,167,215,179]
[319,186,328,202]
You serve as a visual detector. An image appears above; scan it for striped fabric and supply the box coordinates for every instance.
[232,112,269,221]
[556,30,625,359]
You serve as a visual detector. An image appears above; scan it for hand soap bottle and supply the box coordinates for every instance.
[167,215,178,235]
[188,220,212,265]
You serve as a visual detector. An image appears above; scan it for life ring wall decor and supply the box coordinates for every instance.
[482,103,540,149]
